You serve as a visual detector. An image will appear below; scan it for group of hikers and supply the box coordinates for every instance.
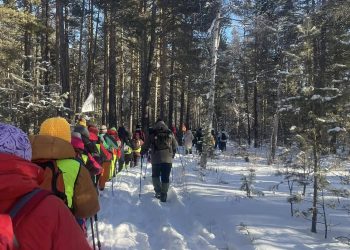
[182,127,229,155]
[0,116,228,249]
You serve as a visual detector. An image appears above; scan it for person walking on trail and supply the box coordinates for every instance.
[194,128,204,155]
[30,117,99,220]
[218,129,229,151]
[142,119,178,202]
[0,123,91,250]
[134,124,145,142]
[183,128,194,154]
[131,132,144,167]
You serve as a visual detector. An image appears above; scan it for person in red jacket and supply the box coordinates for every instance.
[0,123,91,250]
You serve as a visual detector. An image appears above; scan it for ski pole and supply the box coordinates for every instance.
[112,163,115,196]
[139,155,143,198]
[90,217,96,250]
[143,153,148,179]
[94,214,101,250]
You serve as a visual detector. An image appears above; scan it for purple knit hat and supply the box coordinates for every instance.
[0,123,32,161]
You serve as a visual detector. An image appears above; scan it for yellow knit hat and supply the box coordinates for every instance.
[39,117,71,142]
[78,118,87,127]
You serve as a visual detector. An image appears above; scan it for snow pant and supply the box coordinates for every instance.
[219,141,227,151]
[133,154,141,167]
[152,163,172,194]
[196,142,203,154]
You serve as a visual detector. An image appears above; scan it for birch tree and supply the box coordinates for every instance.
[200,3,221,168]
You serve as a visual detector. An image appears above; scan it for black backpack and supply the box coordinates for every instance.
[153,129,173,151]
[221,132,227,141]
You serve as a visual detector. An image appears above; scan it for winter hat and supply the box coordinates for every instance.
[39,117,71,143]
[88,125,99,136]
[100,125,107,133]
[110,127,117,131]
[71,132,84,150]
[0,123,32,161]
[78,118,87,127]
[88,125,99,141]
[107,129,117,136]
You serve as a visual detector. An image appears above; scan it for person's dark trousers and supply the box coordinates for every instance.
[152,163,172,201]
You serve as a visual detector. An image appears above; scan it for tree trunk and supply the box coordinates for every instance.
[200,6,221,168]
[311,128,319,233]
[41,0,50,87]
[141,0,157,130]
[159,18,167,120]
[76,0,85,113]
[56,0,70,111]
[129,50,135,131]
[86,0,94,97]
[108,3,117,126]
[102,6,109,125]
[253,80,259,148]
[267,77,281,165]
[168,40,175,127]
[179,77,186,142]
[186,78,191,129]
[119,28,125,126]
[23,0,32,83]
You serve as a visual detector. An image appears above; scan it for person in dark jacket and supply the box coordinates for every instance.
[195,128,203,155]
[142,120,178,202]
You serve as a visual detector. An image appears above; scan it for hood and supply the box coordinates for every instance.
[29,135,75,160]
[89,132,98,142]
[0,154,42,211]
[154,121,169,131]
[74,125,90,139]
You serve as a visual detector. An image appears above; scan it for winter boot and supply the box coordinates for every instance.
[160,183,170,202]
[152,177,161,198]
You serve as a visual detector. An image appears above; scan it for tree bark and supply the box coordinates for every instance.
[200,6,221,168]
[56,0,70,111]
[76,0,85,112]
[141,0,157,130]
[86,0,94,97]
[102,6,109,125]
[108,3,117,126]
[168,39,175,127]
[23,0,32,83]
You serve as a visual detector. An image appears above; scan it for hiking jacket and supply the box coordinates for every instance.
[183,130,194,149]
[219,131,229,142]
[0,154,91,250]
[142,121,178,164]
[30,135,99,218]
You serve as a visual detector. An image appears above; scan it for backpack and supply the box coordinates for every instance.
[0,189,51,250]
[153,129,173,151]
[221,132,227,141]
[35,161,67,205]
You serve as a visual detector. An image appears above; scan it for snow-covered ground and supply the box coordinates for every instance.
[90,143,350,250]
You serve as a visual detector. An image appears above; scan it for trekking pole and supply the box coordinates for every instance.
[90,217,96,250]
[143,153,148,179]
[94,214,101,250]
[112,166,114,196]
[139,155,143,198]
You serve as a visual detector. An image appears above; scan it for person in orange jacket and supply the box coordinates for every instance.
[0,123,91,250]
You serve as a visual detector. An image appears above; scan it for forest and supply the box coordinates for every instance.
[0,0,350,242]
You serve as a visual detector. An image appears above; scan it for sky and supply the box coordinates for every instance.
[90,143,350,250]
